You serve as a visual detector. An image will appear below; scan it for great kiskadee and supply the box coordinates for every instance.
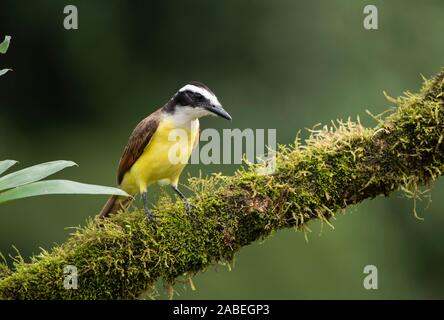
[98,81,232,221]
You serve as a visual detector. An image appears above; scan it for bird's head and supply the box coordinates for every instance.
[165,81,232,121]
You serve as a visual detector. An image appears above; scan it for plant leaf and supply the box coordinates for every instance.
[0,180,129,204]
[0,160,77,191]
[0,36,11,54]
[0,69,11,76]
[0,160,18,176]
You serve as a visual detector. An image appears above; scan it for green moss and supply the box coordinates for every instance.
[0,69,443,299]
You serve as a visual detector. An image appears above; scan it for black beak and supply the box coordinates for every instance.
[206,104,232,120]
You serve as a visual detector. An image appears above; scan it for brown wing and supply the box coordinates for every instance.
[117,108,162,184]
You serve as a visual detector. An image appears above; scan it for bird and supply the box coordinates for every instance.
[98,81,232,221]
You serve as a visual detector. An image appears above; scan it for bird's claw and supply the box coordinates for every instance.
[184,200,195,214]
[144,208,157,224]
[183,200,201,225]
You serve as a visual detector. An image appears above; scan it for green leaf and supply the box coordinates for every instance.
[0,180,129,204]
[0,69,11,76]
[0,36,11,54]
[0,160,77,191]
[0,160,18,176]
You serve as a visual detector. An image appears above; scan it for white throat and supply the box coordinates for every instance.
[163,106,209,127]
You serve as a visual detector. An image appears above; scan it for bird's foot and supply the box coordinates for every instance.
[184,200,195,214]
[144,207,157,224]
[183,200,201,226]
[171,185,197,221]
[142,192,156,223]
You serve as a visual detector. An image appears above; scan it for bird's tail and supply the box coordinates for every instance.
[98,195,133,218]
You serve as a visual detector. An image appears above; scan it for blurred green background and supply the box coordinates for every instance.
[1,0,444,299]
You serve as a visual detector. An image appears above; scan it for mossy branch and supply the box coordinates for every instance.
[1,69,444,299]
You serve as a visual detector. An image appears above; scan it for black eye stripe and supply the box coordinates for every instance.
[187,91,204,100]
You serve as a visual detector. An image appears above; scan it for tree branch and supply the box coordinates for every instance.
[1,69,443,299]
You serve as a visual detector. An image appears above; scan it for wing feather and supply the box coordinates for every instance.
[117,109,162,184]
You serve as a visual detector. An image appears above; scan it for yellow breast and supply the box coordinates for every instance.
[120,118,199,195]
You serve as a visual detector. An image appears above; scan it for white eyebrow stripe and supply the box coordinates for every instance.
[179,84,221,107]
